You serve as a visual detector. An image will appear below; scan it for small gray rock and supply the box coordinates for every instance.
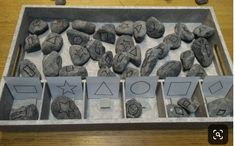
[24,34,41,53]
[98,51,113,68]
[28,19,48,35]
[167,104,189,117]
[115,21,134,36]
[127,45,141,67]
[207,98,233,117]
[193,25,215,38]
[186,64,207,79]
[42,51,62,76]
[19,59,41,78]
[51,96,82,119]
[163,33,181,50]
[191,38,213,67]
[86,40,105,61]
[180,50,195,71]
[69,45,90,66]
[133,21,146,43]
[42,32,63,55]
[113,52,130,74]
[67,29,90,46]
[175,23,194,42]
[51,19,69,34]
[93,24,116,44]
[116,35,134,53]
[9,104,39,120]
[97,67,116,77]
[195,0,208,5]
[177,98,200,113]
[55,0,66,5]
[146,16,165,38]
[126,98,142,118]
[157,60,182,79]
[59,65,88,80]
[154,42,170,59]
[122,67,139,79]
[72,20,96,34]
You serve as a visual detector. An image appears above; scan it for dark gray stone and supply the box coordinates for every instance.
[9,104,39,120]
[98,51,113,68]
[167,104,189,117]
[24,34,41,53]
[51,96,82,119]
[127,45,141,67]
[177,98,200,113]
[195,0,208,5]
[175,23,194,42]
[193,25,215,38]
[115,35,134,53]
[86,40,105,61]
[154,42,170,59]
[122,67,139,79]
[72,20,96,34]
[97,67,116,77]
[157,60,182,79]
[19,59,41,78]
[55,0,66,5]
[28,19,48,35]
[207,98,233,117]
[51,19,69,34]
[42,51,62,77]
[69,45,90,66]
[186,64,207,79]
[163,33,181,50]
[67,29,90,46]
[180,50,195,71]
[93,24,116,44]
[126,98,142,118]
[191,38,213,67]
[59,65,88,80]
[41,33,63,55]
[146,17,165,38]
[113,52,130,74]
[115,21,134,36]
[133,21,146,43]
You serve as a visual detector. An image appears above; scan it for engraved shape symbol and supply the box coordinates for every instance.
[182,100,191,107]
[57,80,77,95]
[117,54,125,62]
[27,37,36,48]
[174,107,184,115]
[59,101,74,114]
[74,36,83,44]
[135,25,142,32]
[126,70,134,77]
[208,81,223,94]
[95,81,113,96]
[129,47,137,56]
[148,22,156,33]
[47,36,58,45]
[120,40,131,51]
[216,109,226,116]
[130,81,151,95]
[23,65,35,77]
[66,66,74,72]
[105,56,111,64]
[167,82,191,96]
[32,20,41,27]
[13,85,38,93]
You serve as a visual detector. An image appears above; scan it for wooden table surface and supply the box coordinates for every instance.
[0,0,233,146]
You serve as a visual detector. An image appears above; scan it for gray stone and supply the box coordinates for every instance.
[126,98,142,118]
[115,35,134,53]
[167,104,189,117]
[51,19,69,34]
[98,51,113,68]
[69,45,90,66]
[9,104,39,120]
[72,20,96,34]
[122,67,139,79]
[93,24,116,44]
[146,16,165,38]
[177,98,200,113]
[115,21,134,36]
[55,0,66,5]
[42,51,62,77]
[163,33,181,50]
[180,50,195,71]
[133,21,146,43]
[191,38,213,67]
[59,65,88,80]
[127,45,141,67]
[175,23,194,42]
[86,40,105,61]
[195,0,208,5]
[28,19,48,35]
[113,52,130,74]
[67,29,90,46]
[97,67,116,77]
[41,33,63,55]
[193,25,215,38]
[157,60,182,79]
[207,98,233,117]
[24,34,41,53]
[51,96,81,119]
[186,64,207,79]
[19,59,41,78]
[154,42,170,59]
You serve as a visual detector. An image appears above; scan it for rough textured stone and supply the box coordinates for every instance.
[193,25,215,38]
[115,35,134,53]
[9,104,39,120]
[146,17,165,38]
[59,65,88,79]
[167,104,189,117]
[115,21,134,36]
[177,98,200,113]
[163,33,181,50]
[19,59,41,78]
[98,51,113,68]
[28,19,48,35]
[67,29,90,46]
[157,60,182,79]
[24,34,41,53]
[97,67,116,77]
[86,40,105,61]
[191,37,213,67]
[51,19,69,34]
[180,50,195,71]
[72,20,96,34]
[113,52,130,74]
[207,98,233,117]
[42,51,62,77]
[126,99,142,118]
[41,33,63,55]
[195,0,208,5]
[127,45,141,67]
[55,0,66,5]
[93,24,116,44]
[186,64,207,79]
[175,23,194,42]
[51,96,81,119]
[122,67,139,79]
[69,45,90,66]
[133,21,146,43]
[154,42,170,59]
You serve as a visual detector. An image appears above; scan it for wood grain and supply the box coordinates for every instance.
[0,0,233,146]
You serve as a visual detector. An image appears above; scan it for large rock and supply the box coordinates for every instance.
[41,32,63,55]
[24,34,41,53]
[9,104,39,120]
[59,65,88,80]
[115,21,134,36]
[67,29,90,46]
[157,60,182,79]
[193,25,215,38]
[207,98,233,117]
[51,19,69,34]
[113,52,130,74]
[98,51,113,68]
[86,40,105,61]
[72,20,96,34]
[175,23,194,42]
[115,35,134,53]
[127,45,141,67]
[186,64,207,79]
[126,99,142,118]
[93,24,116,44]
[28,19,48,35]
[122,67,139,79]
[97,67,116,77]
[167,104,189,117]
[177,98,200,113]
[69,45,90,66]
[180,50,195,71]
[42,51,62,76]
[133,21,146,43]
[19,59,41,78]
[146,17,165,38]
[163,33,181,50]
[154,42,170,59]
